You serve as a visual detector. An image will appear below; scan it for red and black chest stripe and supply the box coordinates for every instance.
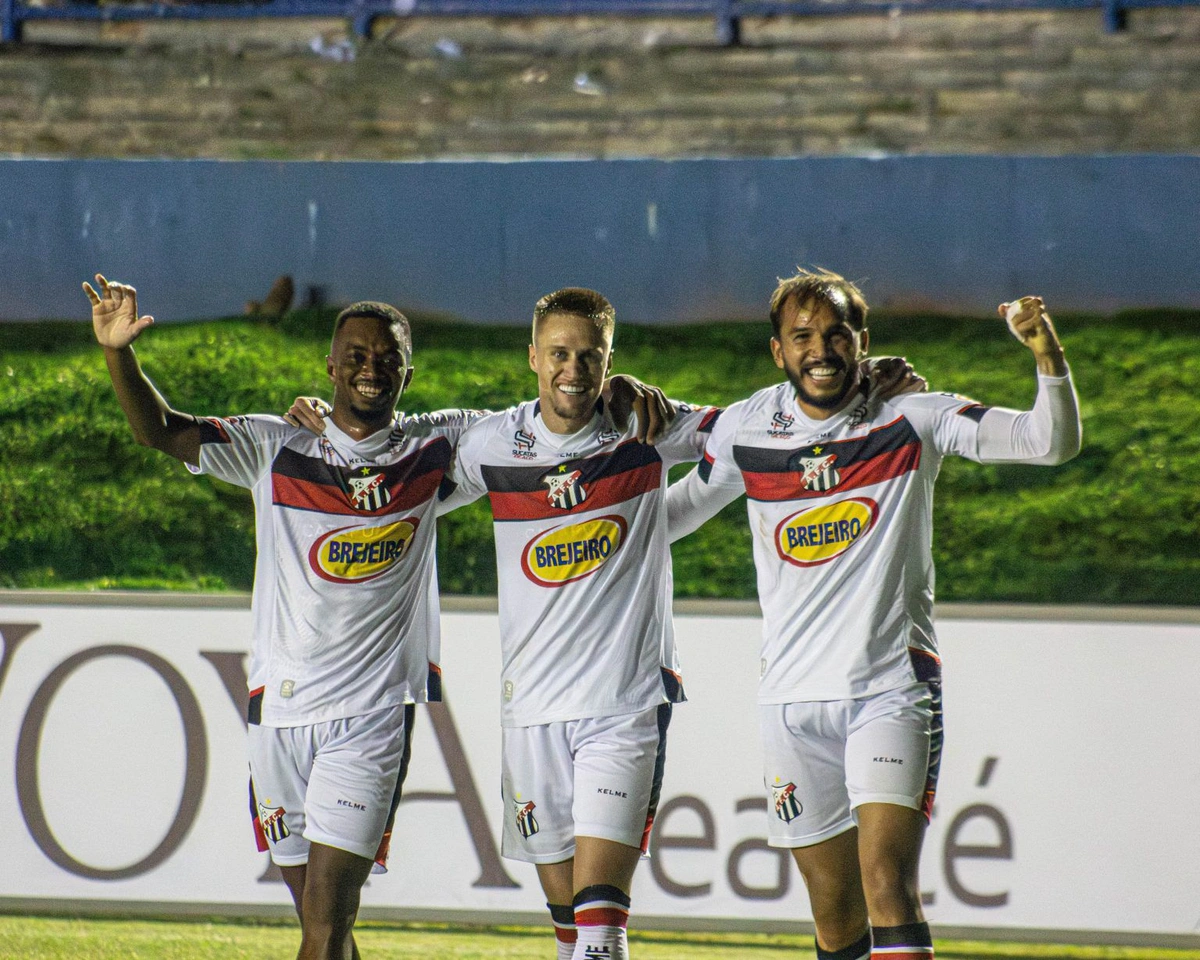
[270,437,453,517]
[734,416,922,502]
[483,439,662,521]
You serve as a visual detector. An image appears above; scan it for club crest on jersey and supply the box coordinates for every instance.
[347,468,391,511]
[772,782,803,823]
[796,448,841,492]
[768,411,795,438]
[514,800,540,838]
[309,518,419,583]
[775,498,877,567]
[259,802,290,842]
[512,429,538,459]
[521,515,628,587]
[543,466,588,510]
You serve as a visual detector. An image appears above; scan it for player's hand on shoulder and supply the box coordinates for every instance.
[84,274,154,349]
[604,374,677,445]
[864,355,928,403]
[610,375,677,445]
[284,396,331,434]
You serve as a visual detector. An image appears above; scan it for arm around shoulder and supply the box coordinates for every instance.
[666,465,742,542]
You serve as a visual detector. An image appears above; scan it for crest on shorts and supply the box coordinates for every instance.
[514,800,540,838]
[347,468,391,511]
[258,802,291,842]
[543,467,587,510]
[772,782,803,823]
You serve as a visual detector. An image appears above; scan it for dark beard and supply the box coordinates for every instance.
[786,362,858,410]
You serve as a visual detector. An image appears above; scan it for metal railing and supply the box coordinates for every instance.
[4,0,1199,45]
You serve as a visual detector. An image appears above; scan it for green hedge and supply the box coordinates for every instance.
[2,307,1197,604]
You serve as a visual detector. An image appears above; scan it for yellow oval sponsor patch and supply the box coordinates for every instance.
[775,498,876,567]
[521,515,628,587]
[309,519,419,584]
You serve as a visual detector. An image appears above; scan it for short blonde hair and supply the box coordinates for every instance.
[532,287,616,343]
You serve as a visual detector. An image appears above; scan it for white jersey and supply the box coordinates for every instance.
[192,410,477,727]
[669,373,1080,703]
[442,400,720,727]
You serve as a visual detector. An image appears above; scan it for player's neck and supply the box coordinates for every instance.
[329,407,393,441]
[791,379,867,422]
[538,404,597,437]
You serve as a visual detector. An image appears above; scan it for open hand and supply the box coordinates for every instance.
[84,274,154,349]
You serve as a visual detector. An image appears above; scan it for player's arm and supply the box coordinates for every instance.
[285,375,673,444]
[666,464,743,543]
[665,404,746,542]
[435,416,496,516]
[85,274,200,465]
[976,296,1081,465]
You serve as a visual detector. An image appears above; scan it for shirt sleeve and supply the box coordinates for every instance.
[912,368,1081,465]
[652,402,724,466]
[435,414,495,516]
[666,402,747,543]
[188,415,294,487]
[975,369,1082,465]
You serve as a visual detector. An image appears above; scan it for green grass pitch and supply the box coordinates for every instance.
[1,917,1197,960]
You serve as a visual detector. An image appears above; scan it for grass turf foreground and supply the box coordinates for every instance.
[2,307,1199,604]
[1,917,1197,960]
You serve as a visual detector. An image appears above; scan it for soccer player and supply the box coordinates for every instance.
[666,269,1081,960]
[431,287,721,959]
[86,274,475,960]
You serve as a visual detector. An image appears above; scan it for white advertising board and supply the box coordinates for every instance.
[0,596,1197,945]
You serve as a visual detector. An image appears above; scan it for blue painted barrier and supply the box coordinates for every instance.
[1,156,1197,324]
[5,0,1200,44]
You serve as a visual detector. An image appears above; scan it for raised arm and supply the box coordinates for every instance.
[85,274,200,464]
[976,296,1081,465]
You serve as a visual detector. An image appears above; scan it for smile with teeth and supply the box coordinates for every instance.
[805,365,844,382]
[354,380,387,399]
[557,384,589,396]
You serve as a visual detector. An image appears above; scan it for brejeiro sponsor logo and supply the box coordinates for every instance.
[308,519,418,583]
[775,498,876,567]
[520,515,627,586]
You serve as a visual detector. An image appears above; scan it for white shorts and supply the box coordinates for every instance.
[760,678,942,849]
[247,703,414,871]
[501,704,671,864]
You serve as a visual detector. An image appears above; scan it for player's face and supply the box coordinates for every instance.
[327,316,412,425]
[771,295,868,419]
[529,311,613,435]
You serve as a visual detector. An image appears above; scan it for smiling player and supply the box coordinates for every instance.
[87,275,475,960]
[437,288,721,960]
[667,268,1082,960]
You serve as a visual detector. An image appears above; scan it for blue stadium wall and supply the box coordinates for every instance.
[1,155,1197,324]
